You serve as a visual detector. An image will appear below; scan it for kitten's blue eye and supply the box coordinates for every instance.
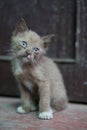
[33,47,39,53]
[20,41,27,48]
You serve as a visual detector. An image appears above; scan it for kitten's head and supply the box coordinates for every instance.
[11,18,55,64]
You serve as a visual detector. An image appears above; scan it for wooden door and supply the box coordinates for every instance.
[0,0,87,103]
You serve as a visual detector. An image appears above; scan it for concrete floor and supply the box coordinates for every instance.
[0,97,87,130]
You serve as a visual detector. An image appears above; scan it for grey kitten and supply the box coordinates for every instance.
[11,18,68,120]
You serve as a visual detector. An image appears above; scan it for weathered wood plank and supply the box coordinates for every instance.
[0,0,87,103]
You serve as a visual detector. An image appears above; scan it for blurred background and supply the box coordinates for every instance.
[0,0,87,103]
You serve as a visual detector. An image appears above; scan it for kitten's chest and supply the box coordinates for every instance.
[23,64,45,83]
[23,66,34,81]
[12,60,32,80]
[13,59,44,82]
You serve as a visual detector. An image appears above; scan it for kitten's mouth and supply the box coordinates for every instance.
[27,55,31,59]
[20,53,37,64]
[22,54,31,60]
[22,54,33,63]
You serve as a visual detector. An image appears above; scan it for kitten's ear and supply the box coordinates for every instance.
[42,34,55,49]
[13,18,28,36]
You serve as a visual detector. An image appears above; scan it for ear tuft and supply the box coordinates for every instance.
[13,18,28,36]
[42,34,55,49]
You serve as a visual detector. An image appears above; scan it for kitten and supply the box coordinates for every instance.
[11,18,68,120]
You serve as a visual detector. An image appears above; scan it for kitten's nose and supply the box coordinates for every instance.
[26,50,31,55]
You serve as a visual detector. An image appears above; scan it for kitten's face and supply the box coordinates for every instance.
[12,31,44,64]
[11,18,55,64]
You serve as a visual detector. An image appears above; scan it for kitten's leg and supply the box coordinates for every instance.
[38,81,53,120]
[51,96,68,111]
[17,83,31,114]
[51,83,68,111]
[30,99,37,111]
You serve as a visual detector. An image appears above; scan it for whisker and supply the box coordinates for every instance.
[31,59,35,65]
[0,49,16,53]
[34,59,38,65]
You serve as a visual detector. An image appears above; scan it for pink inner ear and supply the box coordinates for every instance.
[13,18,28,36]
[44,42,49,48]
[42,34,55,49]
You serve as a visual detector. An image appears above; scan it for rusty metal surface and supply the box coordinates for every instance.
[0,97,87,130]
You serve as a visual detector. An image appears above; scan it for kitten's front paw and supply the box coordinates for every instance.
[39,111,53,120]
[17,106,26,114]
[17,106,30,114]
[14,69,22,76]
[30,103,37,111]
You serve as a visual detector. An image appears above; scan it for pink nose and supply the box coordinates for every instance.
[27,55,31,59]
